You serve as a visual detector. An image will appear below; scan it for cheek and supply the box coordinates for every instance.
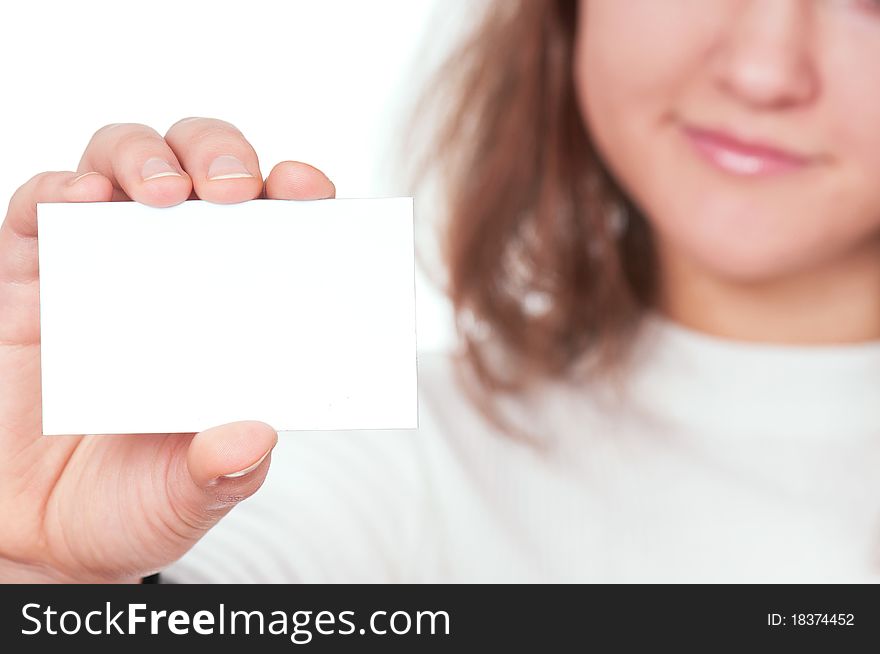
[574,3,745,266]
[821,69,880,229]
[573,0,734,227]
[574,1,710,152]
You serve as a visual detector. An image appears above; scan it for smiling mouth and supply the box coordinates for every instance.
[680,123,816,177]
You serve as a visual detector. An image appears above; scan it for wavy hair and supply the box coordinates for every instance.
[409,0,657,439]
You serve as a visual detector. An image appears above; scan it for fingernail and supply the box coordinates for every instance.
[220,450,271,479]
[142,157,182,181]
[207,154,253,180]
[68,171,102,186]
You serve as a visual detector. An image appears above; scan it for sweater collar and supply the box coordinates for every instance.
[597,310,880,440]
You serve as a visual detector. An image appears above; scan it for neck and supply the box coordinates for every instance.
[654,236,880,345]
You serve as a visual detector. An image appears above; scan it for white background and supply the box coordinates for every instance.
[0,0,468,350]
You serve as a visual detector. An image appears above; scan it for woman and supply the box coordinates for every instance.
[3,0,880,583]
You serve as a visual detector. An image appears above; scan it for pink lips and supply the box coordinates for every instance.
[682,124,812,176]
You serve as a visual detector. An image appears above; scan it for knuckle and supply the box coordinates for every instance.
[26,170,60,200]
[94,122,159,146]
[195,128,239,148]
[110,132,168,161]
[168,117,246,147]
[83,123,167,170]
[88,121,134,144]
[110,129,167,161]
[167,115,210,131]
[8,171,47,207]
[6,170,61,222]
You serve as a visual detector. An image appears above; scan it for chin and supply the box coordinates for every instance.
[686,240,817,284]
[649,198,836,284]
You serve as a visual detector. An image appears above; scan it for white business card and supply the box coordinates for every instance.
[36,198,417,435]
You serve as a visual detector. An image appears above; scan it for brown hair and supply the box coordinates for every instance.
[408,0,657,439]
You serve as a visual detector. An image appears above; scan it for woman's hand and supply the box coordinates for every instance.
[0,117,336,582]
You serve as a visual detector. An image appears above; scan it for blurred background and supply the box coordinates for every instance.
[0,0,467,351]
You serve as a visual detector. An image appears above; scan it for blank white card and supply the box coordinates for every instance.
[36,198,418,435]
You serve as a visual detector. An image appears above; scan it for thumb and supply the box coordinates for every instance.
[167,420,278,535]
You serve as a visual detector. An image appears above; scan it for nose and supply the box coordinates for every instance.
[711,0,819,110]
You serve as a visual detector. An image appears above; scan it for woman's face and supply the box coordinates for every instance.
[574,0,880,284]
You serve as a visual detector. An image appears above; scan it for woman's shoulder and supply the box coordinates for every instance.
[415,347,591,452]
[416,349,471,425]
[415,348,528,442]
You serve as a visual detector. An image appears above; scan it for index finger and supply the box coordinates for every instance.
[76,123,193,208]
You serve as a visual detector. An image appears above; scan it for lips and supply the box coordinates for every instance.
[681,124,813,176]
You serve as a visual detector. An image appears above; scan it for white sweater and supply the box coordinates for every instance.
[163,311,880,582]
